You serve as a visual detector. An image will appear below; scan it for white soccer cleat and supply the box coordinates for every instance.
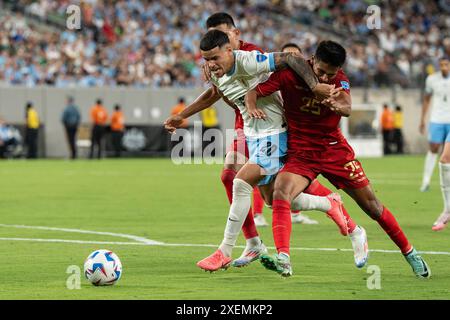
[349,226,369,268]
[291,213,319,224]
[432,212,450,231]
[254,214,269,227]
[231,242,268,267]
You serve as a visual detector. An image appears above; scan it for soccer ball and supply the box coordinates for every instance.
[84,249,122,286]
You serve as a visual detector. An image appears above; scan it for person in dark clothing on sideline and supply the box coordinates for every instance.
[61,96,81,159]
[110,104,125,157]
[25,102,39,159]
[89,98,108,159]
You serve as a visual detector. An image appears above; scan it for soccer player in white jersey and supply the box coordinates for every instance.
[195,29,349,271]
[419,56,450,230]
[420,56,450,194]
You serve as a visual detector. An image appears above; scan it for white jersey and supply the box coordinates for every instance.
[210,50,285,138]
[425,72,450,124]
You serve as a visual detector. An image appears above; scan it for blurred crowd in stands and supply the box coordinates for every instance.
[0,0,449,89]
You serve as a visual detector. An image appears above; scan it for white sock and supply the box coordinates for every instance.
[290,193,331,212]
[279,252,290,259]
[246,236,262,248]
[422,151,438,187]
[349,225,362,237]
[439,162,450,213]
[219,178,253,257]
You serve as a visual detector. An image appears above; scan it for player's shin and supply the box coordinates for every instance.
[422,151,438,191]
[272,199,292,255]
[219,178,254,257]
[439,162,450,213]
[305,180,357,232]
[221,168,237,203]
[291,193,331,212]
[375,206,412,254]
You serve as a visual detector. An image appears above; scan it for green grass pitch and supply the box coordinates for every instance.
[0,156,449,299]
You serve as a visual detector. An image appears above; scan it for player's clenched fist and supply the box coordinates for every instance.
[164,115,184,134]
[312,83,336,101]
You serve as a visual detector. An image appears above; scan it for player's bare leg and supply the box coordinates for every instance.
[344,185,430,278]
[421,143,440,192]
[433,142,450,231]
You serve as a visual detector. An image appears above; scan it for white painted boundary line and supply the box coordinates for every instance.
[1,237,449,256]
[0,224,163,245]
[1,224,449,256]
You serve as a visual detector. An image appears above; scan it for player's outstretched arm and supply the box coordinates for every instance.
[272,52,335,100]
[244,89,267,120]
[163,86,221,134]
[321,87,352,117]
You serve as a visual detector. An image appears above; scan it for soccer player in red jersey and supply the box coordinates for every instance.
[165,14,351,269]
[246,40,430,278]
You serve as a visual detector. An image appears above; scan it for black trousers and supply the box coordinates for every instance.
[393,128,404,154]
[382,129,393,155]
[64,125,78,159]
[25,128,38,159]
[89,125,105,159]
[111,131,124,157]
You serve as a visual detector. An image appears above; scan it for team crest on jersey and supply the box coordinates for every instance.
[340,81,350,90]
[256,54,268,63]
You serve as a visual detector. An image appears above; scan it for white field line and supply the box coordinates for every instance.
[0,237,449,256]
[0,224,163,245]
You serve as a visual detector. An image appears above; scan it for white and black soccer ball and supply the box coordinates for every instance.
[84,249,122,286]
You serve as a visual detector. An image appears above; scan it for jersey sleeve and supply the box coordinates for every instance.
[237,50,276,76]
[255,71,283,97]
[424,75,433,95]
[334,70,351,94]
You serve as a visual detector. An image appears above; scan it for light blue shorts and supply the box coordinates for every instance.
[246,131,287,186]
[428,122,450,144]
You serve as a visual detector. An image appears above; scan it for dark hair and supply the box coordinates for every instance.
[395,105,402,111]
[206,12,236,29]
[281,43,302,53]
[96,98,102,105]
[200,29,230,51]
[26,101,33,109]
[178,97,185,104]
[440,55,450,62]
[315,40,347,67]
[114,104,121,111]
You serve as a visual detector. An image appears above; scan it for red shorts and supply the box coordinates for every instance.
[281,140,370,190]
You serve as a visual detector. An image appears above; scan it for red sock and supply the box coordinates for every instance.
[291,210,301,215]
[272,199,292,255]
[220,169,236,204]
[252,187,264,215]
[375,207,412,254]
[304,180,357,233]
[220,168,258,240]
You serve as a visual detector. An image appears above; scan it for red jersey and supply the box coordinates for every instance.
[256,66,351,154]
[233,41,264,132]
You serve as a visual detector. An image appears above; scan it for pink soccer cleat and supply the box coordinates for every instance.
[196,249,232,272]
[326,193,349,236]
[432,212,450,231]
